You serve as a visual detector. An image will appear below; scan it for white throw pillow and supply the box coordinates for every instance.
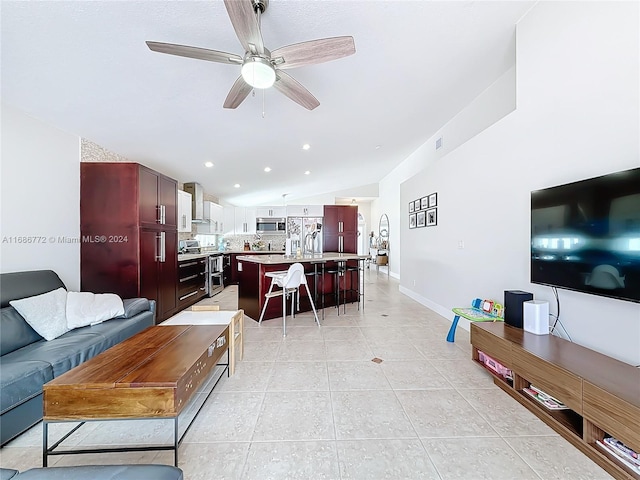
[9,287,69,341]
[66,291,125,329]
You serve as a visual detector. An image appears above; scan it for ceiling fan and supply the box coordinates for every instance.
[146,0,355,110]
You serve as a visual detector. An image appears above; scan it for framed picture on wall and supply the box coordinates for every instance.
[416,210,426,227]
[421,197,428,210]
[426,208,437,226]
[409,213,417,229]
[428,192,438,208]
[414,199,421,211]
[409,201,414,213]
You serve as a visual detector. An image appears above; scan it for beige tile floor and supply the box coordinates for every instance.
[0,270,613,479]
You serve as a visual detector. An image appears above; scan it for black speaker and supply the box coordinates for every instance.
[504,290,533,329]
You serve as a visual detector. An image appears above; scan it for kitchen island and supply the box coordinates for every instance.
[237,253,369,321]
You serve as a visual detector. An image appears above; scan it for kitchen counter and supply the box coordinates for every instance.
[177,253,211,261]
[237,252,367,321]
[237,252,369,264]
[224,250,285,254]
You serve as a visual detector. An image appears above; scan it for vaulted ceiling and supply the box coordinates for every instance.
[1,0,533,205]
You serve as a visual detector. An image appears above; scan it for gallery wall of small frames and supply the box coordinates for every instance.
[409,192,437,229]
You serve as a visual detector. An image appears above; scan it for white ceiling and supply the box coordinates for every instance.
[1,0,533,206]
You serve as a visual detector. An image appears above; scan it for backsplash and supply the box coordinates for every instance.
[223,234,286,251]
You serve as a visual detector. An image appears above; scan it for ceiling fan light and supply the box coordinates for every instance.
[241,57,275,89]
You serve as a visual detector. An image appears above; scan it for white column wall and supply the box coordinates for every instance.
[0,103,81,290]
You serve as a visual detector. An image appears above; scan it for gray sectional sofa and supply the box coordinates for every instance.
[0,270,156,446]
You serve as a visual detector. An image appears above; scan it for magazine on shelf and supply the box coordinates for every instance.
[603,436,640,467]
[596,440,640,474]
[522,386,569,410]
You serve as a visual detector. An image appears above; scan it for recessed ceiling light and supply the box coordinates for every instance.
[264,167,271,172]
[204,161,214,167]
[234,183,240,188]
[302,144,310,150]
[304,171,311,175]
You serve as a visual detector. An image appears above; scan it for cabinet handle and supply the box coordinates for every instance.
[179,261,199,268]
[180,274,198,282]
[179,290,198,301]
[155,233,162,261]
[160,232,167,263]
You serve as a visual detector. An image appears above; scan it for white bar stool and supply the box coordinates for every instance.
[258,263,320,336]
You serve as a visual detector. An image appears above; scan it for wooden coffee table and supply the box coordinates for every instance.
[42,325,229,467]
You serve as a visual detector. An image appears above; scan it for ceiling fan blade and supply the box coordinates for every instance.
[146,41,242,64]
[224,0,265,55]
[271,36,355,70]
[273,71,320,110]
[223,76,253,109]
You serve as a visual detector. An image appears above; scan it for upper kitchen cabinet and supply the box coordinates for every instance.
[223,207,236,235]
[80,162,178,322]
[286,205,323,217]
[139,166,177,229]
[256,206,286,218]
[234,207,256,235]
[198,201,224,234]
[177,190,192,233]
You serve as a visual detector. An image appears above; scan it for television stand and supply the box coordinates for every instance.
[470,322,640,480]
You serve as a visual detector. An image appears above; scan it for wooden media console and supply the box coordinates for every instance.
[470,322,640,480]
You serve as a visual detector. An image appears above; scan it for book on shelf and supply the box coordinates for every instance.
[596,440,640,474]
[522,385,569,410]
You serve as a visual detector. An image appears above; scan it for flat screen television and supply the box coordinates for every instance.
[531,167,640,303]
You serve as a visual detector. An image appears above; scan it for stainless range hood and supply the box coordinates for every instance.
[183,182,204,223]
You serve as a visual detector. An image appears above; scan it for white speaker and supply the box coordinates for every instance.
[523,300,549,335]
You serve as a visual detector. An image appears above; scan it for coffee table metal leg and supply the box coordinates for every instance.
[42,421,48,467]
[174,417,179,467]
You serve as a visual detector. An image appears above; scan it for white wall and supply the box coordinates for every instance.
[373,64,518,279]
[398,2,640,364]
[0,103,81,290]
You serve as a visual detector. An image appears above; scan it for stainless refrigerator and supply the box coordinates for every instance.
[286,217,323,255]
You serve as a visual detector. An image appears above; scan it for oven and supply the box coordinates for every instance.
[207,253,224,296]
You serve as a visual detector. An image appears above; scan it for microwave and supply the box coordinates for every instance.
[256,218,286,234]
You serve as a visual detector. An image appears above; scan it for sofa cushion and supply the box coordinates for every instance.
[9,288,69,341]
[0,270,65,309]
[83,314,154,350]
[2,332,108,377]
[0,307,43,356]
[0,360,53,414]
[14,465,183,480]
[66,292,124,329]
[116,298,151,319]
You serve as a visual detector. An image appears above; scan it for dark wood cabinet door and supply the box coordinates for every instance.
[158,175,177,228]
[158,230,178,320]
[139,229,160,305]
[139,167,159,228]
[324,234,339,253]
[341,207,358,234]
[342,232,357,253]
[323,206,339,236]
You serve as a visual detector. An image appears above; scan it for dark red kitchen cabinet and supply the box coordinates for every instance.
[81,162,178,322]
[323,205,357,253]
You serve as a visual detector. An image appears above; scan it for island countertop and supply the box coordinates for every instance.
[236,252,369,265]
